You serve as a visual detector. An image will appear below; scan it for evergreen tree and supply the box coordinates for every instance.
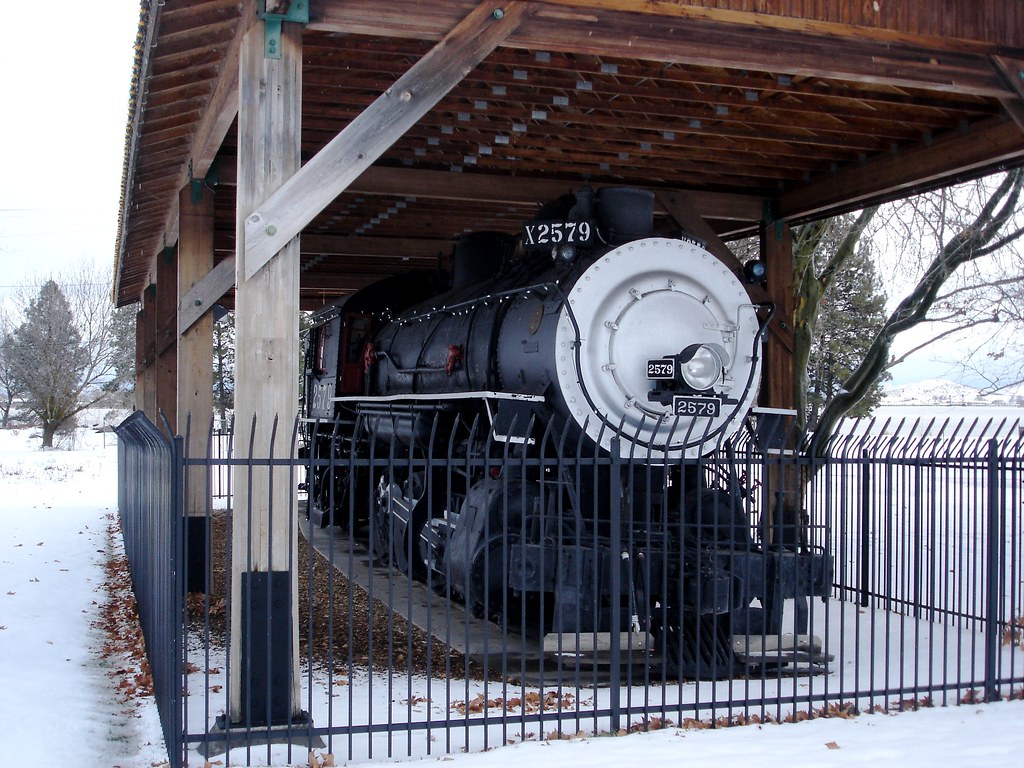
[0,308,25,427]
[212,310,235,428]
[105,304,137,399]
[805,245,889,428]
[4,280,91,447]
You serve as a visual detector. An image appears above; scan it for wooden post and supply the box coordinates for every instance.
[758,209,810,632]
[759,211,795,413]
[156,248,178,431]
[230,18,302,727]
[137,285,158,421]
[178,182,215,594]
[758,210,799,539]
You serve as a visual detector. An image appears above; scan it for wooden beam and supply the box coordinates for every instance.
[992,55,1024,132]
[533,0,1009,52]
[213,161,766,222]
[655,190,743,267]
[178,256,235,335]
[301,233,449,258]
[311,0,1014,53]
[352,167,766,222]
[309,1,1013,98]
[778,117,1024,222]
[136,289,157,419]
[756,213,802,542]
[189,0,254,178]
[242,0,532,280]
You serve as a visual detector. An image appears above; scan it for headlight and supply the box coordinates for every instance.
[680,344,724,391]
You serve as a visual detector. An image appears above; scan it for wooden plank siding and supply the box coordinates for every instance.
[532,0,1022,48]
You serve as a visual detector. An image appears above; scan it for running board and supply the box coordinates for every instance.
[731,633,833,665]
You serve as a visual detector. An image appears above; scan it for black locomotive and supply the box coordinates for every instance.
[302,187,830,677]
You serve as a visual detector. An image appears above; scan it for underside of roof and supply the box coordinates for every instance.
[114,0,1024,308]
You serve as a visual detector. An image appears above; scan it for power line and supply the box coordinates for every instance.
[0,208,108,213]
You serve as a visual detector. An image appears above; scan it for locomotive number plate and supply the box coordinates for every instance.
[673,396,721,418]
[646,358,676,379]
[522,219,595,249]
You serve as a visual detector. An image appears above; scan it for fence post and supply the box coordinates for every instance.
[609,438,622,734]
[985,438,1002,701]
[859,450,871,608]
[171,432,185,768]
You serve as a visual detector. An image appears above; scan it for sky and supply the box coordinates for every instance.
[2,416,1024,766]
[0,1,140,301]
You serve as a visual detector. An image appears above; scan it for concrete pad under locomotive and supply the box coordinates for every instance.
[301,187,831,678]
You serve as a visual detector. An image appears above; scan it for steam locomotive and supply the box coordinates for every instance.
[302,187,830,677]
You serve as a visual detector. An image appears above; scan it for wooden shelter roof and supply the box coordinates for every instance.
[114,0,1024,309]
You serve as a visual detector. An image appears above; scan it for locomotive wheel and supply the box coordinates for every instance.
[680,489,752,548]
[447,476,573,636]
[311,464,365,531]
[372,471,437,580]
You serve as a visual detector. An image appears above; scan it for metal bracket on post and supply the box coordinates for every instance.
[189,161,219,205]
[260,0,308,59]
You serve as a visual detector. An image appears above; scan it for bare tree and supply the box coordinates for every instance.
[872,171,1024,394]
[3,264,125,447]
[809,168,1024,454]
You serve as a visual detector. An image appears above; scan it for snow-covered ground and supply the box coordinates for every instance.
[1,421,1023,767]
[882,378,1024,407]
[0,424,166,766]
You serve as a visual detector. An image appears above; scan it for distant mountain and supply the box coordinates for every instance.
[882,379,1023,406]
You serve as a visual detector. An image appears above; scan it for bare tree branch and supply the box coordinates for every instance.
[935,273,1024,304]
[809,168,1024,456]
[886,315,1002,367]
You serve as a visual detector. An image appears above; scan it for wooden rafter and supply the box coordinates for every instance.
[309,1,1014,98]
[213,163,766,221]
[992,56,1024,132]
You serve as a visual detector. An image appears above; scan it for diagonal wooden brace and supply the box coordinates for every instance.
[242,1,530,281]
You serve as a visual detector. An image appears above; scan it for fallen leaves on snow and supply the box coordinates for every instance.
[95,518,154,702]
[451,690,578,716]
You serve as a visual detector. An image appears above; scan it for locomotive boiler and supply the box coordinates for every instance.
[302,187,830,677]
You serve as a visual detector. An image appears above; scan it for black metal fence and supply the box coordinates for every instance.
[116,411,1024,767]
[114,412,184,767]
